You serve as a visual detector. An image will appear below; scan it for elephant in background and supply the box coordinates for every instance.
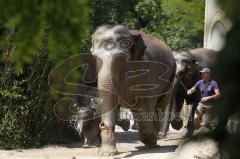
[73,107,100,148]
[78,24,176,155]
[171,48,217,136]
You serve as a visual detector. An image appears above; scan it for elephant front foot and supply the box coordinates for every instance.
[185,121,195,137]
[98,144,118,156]
[171,116,183,130]
[98,122,118,156]
[139,135,157,147]
[138,121,158,147]
[83,144,91,148]
[83,137,98,148]
[82,135,93,148]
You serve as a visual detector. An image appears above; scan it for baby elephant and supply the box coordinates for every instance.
[74,107,130,148]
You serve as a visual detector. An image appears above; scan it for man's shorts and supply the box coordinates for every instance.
[196,102,216,125]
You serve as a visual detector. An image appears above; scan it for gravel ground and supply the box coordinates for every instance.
[0,125,220,159]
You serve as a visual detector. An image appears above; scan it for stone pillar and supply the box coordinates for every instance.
[204,0,232,51]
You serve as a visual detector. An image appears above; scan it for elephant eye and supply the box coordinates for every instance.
[104,41,116,50]
[120,39,132,49]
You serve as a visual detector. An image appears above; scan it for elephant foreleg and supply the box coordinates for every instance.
[98,105,119,156]
[185,102,198,137]
[83,132,94,148]
[137,98,158,147]
[171,94,184,130]
[138,120,158,146]
[96,74,119,156]
[158,93,174,136]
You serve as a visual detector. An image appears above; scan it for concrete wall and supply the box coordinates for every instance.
[204,0,232,51]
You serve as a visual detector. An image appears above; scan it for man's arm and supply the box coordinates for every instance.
[187,87,197,95]
[201,89,221,102]
[187,80,201,95]
[212,89,221,99]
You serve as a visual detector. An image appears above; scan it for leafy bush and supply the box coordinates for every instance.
[0,28,57,149]
[89,0,205,50]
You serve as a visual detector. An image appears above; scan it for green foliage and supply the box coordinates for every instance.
[151,0,205,49]
[0,0,90,149]
[89,0,205,50]
[0,0,89,71]
[0,29,56,149]
[89,0,140,29]
[135,0,162,23]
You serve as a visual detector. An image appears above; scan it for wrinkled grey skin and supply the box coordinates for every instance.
[86,24,176,156]
[171,48,217,136]
[74,107,130,148]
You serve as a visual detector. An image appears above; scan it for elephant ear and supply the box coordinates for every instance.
[130,32,146,60]
[82,54,97,83]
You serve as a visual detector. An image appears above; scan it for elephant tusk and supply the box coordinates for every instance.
[99,122,112,131]
[99,122,105,129]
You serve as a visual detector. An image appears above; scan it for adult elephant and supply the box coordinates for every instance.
[171,48,217,136]
[79,24,176,156]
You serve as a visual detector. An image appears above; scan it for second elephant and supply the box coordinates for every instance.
[171,48,217,136]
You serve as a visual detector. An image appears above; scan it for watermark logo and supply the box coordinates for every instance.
[48,53,174,122]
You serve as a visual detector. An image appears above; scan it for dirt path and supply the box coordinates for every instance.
[0,126,219,159]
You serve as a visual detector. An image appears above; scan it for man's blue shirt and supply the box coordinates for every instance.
[194,80,219,104]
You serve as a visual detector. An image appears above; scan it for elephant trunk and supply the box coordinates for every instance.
[97,61,119,127]
[96,60,119,153]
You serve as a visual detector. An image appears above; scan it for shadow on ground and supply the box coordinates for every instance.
[116,131,139,143]
[115,145,178,159]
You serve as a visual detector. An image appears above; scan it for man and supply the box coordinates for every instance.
[187,68,221,129]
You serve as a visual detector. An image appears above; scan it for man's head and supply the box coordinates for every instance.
[200,68,211,81]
